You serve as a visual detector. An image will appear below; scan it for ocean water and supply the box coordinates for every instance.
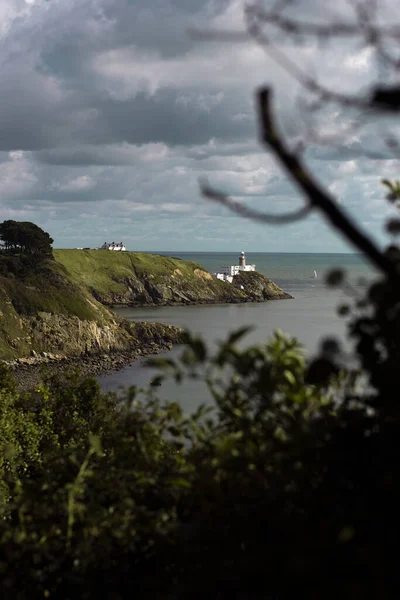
[154,251,375,295]
[98,252,378,412]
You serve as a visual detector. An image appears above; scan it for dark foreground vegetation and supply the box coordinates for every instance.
[0,250,399,598]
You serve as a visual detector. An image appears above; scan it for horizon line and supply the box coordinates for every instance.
[53,247,362,255]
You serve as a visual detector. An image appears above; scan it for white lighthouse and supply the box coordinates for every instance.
[238,251,255,272]
[213,251,256,283]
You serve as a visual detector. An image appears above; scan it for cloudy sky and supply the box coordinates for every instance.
[0,0,399,252]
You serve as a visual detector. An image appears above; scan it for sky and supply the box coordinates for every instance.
[1,0,400,252]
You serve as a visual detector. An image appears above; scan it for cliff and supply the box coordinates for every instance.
[0,250,291,363]
[53,249,292,306]
[0,255,182,362]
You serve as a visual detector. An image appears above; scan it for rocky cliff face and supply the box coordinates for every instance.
[5,319,184,392]
[0,254,185,362]
[92,271,292,306]
[23,312,131,357]
[231,271,292,301]
[71,263,292,307]
[2,310,183,364]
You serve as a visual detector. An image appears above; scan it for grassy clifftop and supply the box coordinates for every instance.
[53,249,291,306]
[0,257,110,321]
[53,249,211,298]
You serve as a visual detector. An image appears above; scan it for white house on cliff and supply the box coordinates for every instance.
[100,242,126,251]
[213,251,255,283]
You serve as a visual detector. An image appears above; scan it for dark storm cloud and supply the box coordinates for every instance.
[87,91,256,147]
[0,0,397,253]
[0,0,257,153]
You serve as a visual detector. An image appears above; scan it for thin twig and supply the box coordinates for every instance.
[200,178,311,224]
[257,87,400,281]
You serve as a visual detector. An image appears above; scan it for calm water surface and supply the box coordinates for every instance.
[98,252,376,412]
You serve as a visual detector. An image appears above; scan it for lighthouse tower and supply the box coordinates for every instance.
[239,251,246,268]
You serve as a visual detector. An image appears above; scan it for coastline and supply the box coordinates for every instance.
[4,293,293,392]
[6,339,175,393]
[109,293,293,309]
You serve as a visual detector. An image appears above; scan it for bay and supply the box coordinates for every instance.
[98,252,377,413]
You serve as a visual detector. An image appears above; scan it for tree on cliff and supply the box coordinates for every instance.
[0,220,53,259]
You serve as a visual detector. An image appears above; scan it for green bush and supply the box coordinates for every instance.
[0,314,385,599]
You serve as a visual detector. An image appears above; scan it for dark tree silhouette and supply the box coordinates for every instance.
[0,220,53,259]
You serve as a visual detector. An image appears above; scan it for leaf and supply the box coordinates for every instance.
[325,269,344,287]
[170,478,191,489]
[306,357,338,385]
[283,369,296,386]
[337,304,350,316]
[226,326,254,346]
[89,434,102,456]
[150,375,164,388]
[338,526,355,542]
[320,338,341,356]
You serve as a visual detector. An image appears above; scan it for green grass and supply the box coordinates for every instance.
[0,256,113,327]
[0,285,30,359]
[53,250,213,293]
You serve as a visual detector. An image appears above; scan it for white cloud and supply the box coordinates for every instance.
[161,203,193,213]
[90,43,272,100]
[343,47,374,72]
[0,151,37,197]
[49,175,96,193]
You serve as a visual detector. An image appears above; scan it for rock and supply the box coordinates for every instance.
[231,271,293,301]
[194,268,213,281]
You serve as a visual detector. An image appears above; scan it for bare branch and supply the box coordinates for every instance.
[257,87,400,282]
[191,3,400,114]
[244,12,374,111]
[200,178,311,224]
[248,1,400,41]
[250,9,370,38]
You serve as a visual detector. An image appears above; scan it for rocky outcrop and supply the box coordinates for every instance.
[14,313,183,360]
[23,312,131,356]
[231,271,293,301]
[90,271,292,307]
[2,318,184,391]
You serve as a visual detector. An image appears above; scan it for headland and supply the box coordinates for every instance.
[0,249,292,389]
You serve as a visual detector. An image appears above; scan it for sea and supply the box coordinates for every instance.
[97,252,378,413]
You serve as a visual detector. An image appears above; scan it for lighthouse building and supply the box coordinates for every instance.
[213,251,255,283]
